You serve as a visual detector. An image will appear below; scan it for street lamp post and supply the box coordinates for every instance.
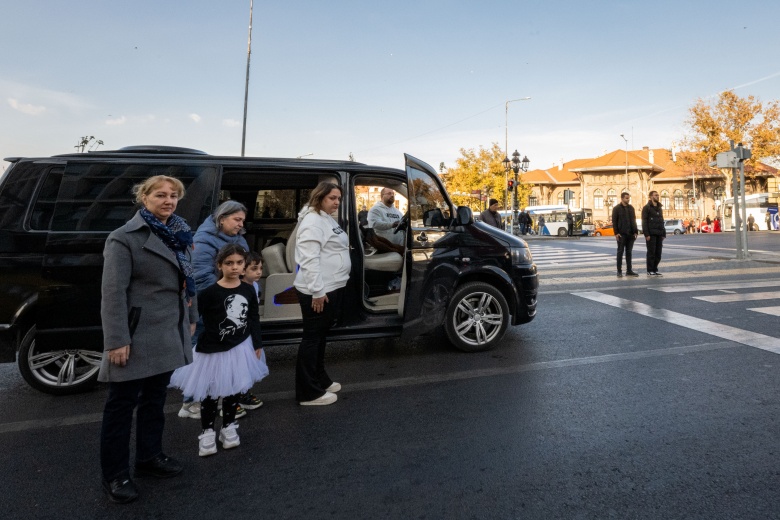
[504,97,531,209]
[503,150,530,234]
[620,134,628,194]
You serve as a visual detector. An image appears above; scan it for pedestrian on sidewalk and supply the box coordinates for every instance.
[642,190,666,276]
[566,210,573,236]
[612,192,639,277]
[479,199,504,230]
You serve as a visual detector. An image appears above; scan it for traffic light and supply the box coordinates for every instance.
[507,180,514,191]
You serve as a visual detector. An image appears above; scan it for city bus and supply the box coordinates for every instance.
[521,205,594,236]
[723,193,778,231]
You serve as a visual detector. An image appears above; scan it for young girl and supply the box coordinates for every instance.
[170,244,268,457]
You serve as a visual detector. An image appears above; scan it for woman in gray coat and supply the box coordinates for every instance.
[99,175,198,504]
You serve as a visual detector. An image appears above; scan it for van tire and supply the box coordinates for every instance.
[18,326,101,395]
[444,282,510,353]
[557,227,567,237]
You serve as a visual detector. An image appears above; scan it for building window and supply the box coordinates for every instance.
[557,192,564,205]
[594,189,603,210]
[661,190,670,208]
[713,187,725,201]
[686,190,695,209]
[529,195,538,206]
[674,189,683,210]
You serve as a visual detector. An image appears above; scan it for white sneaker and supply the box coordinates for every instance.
[178,401,201,419]
[299,392,337,406]
[198,429,217,457]
[219,423,240,449]
[326,382,341,393]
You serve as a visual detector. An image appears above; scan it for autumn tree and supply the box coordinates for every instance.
[676,90,780,196]
[442,143,531,212]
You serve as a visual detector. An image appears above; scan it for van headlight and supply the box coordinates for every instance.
[510,246,532,265]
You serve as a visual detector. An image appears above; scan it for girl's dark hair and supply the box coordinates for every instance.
[307,181,342,212]
[215,244,248,279]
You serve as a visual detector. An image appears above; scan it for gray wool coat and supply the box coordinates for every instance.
[98,211,198,383]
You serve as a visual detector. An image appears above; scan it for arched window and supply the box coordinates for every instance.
[713,187,725,201]
[529,195,538,206]
[661,190,670,208]
[594,189,603,209]
[557,192,565,205]
[686,190,695,209]
[606,189,616,209]
[674,189,683,210]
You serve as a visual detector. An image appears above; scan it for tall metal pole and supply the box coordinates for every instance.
[240,0,254,157]
[730,140,744,258]
[620,134,628,193]
[738,144,749,258]
[504,97,530,229]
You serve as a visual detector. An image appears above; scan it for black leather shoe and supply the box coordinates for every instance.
[626,271,639,277]
[103,477,139,504]
[135,454,183,479]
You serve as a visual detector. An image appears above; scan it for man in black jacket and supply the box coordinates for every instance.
[612,192,639,277]
[641,190,666,276]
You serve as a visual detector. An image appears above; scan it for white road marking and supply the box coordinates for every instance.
[573,291,780,355]
[650,280,780,293]
[749,306,780,316]
[693,291,780,303]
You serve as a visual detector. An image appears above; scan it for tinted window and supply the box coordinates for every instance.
[51,163,216,232]
[0,162,55,231]
[407,166,451,228]
[30,167,65,230]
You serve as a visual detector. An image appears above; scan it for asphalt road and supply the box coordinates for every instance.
[1,232,778,519]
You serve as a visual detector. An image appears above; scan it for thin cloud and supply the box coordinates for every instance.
[189,113,201,123]
[105,116,127,126]
[8,98,46,115]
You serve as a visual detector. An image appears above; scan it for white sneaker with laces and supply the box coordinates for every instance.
[198,429,217,457]
[219,423,240,449]
[178,401,201,419]
[299,391,338,406]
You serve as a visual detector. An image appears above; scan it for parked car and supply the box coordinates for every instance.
[664,219,686,235]
[0,146,538,394]
[592,224,615,236]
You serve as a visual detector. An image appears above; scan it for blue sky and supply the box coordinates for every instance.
[2,0,779,175]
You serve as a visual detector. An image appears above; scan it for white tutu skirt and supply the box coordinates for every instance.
[170,336,269,402]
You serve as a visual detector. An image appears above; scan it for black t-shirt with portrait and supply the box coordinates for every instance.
[197,282,262,354]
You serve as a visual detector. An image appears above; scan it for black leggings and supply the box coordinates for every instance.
[201,394,239,431]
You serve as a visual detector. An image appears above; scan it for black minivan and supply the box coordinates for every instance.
[0,146,537,394]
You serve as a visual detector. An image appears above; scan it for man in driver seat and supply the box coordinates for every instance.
[368,188,405,247]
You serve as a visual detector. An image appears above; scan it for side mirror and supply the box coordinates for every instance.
[455,206,473,226]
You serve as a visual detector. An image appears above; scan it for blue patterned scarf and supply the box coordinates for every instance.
[139,208,196,299]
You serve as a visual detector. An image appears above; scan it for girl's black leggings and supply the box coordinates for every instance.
[201,394,239,431]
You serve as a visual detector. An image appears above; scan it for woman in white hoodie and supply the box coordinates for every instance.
[294,182,351,405]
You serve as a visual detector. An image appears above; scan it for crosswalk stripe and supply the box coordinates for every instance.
[749,306,780,315]
[573,291,780,355]
[693,291,780,303]
[651,280,780,293]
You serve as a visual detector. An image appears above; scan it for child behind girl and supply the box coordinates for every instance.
[236,251,265,411]
[170,244,268,456]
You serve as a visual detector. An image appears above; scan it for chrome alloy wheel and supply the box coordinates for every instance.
[451,291,505,347]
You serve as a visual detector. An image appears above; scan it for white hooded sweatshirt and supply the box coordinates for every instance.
[293,206,351,298]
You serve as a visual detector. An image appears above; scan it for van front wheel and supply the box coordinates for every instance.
[444,282,510,352]
[18,326,102,395]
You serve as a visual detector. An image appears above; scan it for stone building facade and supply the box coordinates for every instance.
[520,147,777,225]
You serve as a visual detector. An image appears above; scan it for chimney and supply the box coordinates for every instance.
[643,146,649,151]
[649,150,654,163]
[671,148,676,162]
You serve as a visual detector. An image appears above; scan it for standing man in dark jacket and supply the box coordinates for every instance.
[641,190,666,276]
[612,192,639,277]
[480,199,504,230]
